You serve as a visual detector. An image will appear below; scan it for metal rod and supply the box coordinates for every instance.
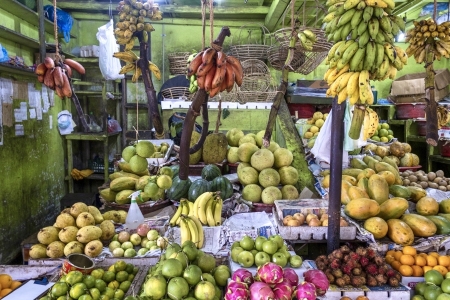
[327,97,346,254]
[37,0,46,63]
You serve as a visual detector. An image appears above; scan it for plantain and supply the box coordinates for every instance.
[148,61,161,80]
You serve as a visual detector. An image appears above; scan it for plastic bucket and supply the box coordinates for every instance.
[61,254,95,275]
[415,119,426,136]
[288,103,315,119]
[395,103,426,119]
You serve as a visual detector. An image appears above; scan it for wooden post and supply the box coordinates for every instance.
[327,97,346,254]
[424,41,439,146]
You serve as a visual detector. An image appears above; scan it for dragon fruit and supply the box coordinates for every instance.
[303,269,329,296]
[282,268,299,286]
[225,280,249,300]
[296,282,317,300]
[273,280,293,300]
[232,268,254,286]
[249,282,275,300]
[256,262,283,284]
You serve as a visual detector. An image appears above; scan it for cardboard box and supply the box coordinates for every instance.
[296,79,329,89]
[324,283,411,300]
[390,69,450,103]
[401,276,424,297]
[34,53,65,65]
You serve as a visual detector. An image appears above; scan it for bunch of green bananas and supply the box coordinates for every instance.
[406,19,450,63]
[186,51,199,93]
[115,0,161,47]
[113,50,161,82]
[297,29,317,51]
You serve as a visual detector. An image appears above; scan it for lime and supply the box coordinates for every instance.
[379,129,388,137]
[411,296,425,300]
[83,275,96,289]
[144,182,159,197]
[69,282,87,299]
[119,281,131,293]
[425,269,444,285]
[159,166,173,178]
[373,130,378,136]
[380,137,389,143]
[89,287,101,299]
[424,285,443,300]
[415,281,429,296]
[442,279,450,293]
[78,295,93,300]
[102,271,116,283]
[132,266,139,275]
[114,288,125,300]
[126,263,135,274]
[128,274,135,282]
[387,135,394,140]
[114,260,127,272]
[91,269,105,280]
[115,271,129,283]
[388,129,394,135]
[156,175,172,189]
[108,280,120,290]
[371,136,381,142]
[95,279,107,292]
[102,286,115,298]
[377,124,381,130]
[51,282,69,297]
[381,123,390,130]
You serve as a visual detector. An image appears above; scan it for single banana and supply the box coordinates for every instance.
[341,41,359,65]
[148,61,161,80]
[374,42,385,69]
[124,38,136,51]
[349,85,360,105]
[337,72,353,92]
[383,42,396,62]
[185,216,199,246]
[131,65,142,82]
[187,201,195,217]
[368,18,380,40]
[303,29,317,42]
[343,0,360,10]
[181,199,189,215]
[195,192,214,225]
[347,71,360,96]
[189,215,204,249]
[382,0,395,9]
[337,86,348,104]
[350,9,364,29]
[337,8,356,27]
[349,47,365,71]
[113,50,138,63]
[363,41,376,70]
[358,30,371,48]
[358,70,370,104]
[362,109,371,141]
[362,6,374,23]
[365,0,387,8]
[323,11,338,23]
[206,199,216,227]
[379,16,392,34]
[213,198,223,226]
[169,202,184,226]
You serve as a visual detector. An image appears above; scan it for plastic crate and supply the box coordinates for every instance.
[88,159,114,174]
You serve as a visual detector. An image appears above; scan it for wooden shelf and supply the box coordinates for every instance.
[0,63,35,77]
[407,135,426,142]
[0,0,76,38]
[0,25,40,48]
[429,155,450,164]
[65,131,120,141]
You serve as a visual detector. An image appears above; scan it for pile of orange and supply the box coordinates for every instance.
[0,274,22,298]
[385,246,450,277]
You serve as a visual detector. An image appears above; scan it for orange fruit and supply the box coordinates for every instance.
[429,252,440,258]
[10,281,21,290]
[403,246,417,256]
[391,261,402,271]
[415,255,427,267]
[393,251,403,261]
[399,265,414,276]
[385,255,396,264]
[400,254,415,266]
[427,255,438,267]
[423,266,433,273]
[0,288,12,297]
[439,256,450,267]
[0,274,12,289]
[412,265,424,277]
[419,253,429,258]
[386,250,396,257]
[433,265,448,276]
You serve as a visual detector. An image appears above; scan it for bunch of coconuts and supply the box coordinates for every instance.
[400,169,450,191]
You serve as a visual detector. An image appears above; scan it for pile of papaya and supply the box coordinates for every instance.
[322,155,450,246]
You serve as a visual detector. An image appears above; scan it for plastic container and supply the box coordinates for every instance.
[415,119,427,136]
[395,103,426,119]
[441,141,450,157]
[125,191,145,232]
[287,103,315,118]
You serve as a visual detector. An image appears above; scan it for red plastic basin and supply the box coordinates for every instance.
[395,103,426,119]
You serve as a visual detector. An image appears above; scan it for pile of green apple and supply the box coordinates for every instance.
[230,234,303,268]
[108,228,168,258]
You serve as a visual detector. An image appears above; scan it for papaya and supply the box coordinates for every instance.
[357,168,376,181]
[348,186,369,200]
[99,188,117,203]
[416,196,439,216]
[425,215,450,235]
[439,199,450,213]
[389,185,412,199]
[401,214,437,237]
[342,175,357,186]
[342,168,364,178]
[357,177,369,192]
[344,198,380,220]
[438,213,450,222]
[386,219,414,246]
[363,156,379,170]
[109,171,140,181]
[350,158,369,170]
[377,171,396,185]
[406,186,427,203]
[115,189,134,204]
[322,175,330,188]
[341,180,353,205]
[367,174,389,204]
[364,217,388,239]
[382,156,399,171]
[374,162,401,183]
[110,177,138,192]
[377,197,409,220]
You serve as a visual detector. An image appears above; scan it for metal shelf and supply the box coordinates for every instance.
[0,63,35,77]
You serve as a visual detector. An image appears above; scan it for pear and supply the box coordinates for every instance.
[64,241,84,256]
[84,240,103,257]
[46,241,66,258]
[58,226,79,243]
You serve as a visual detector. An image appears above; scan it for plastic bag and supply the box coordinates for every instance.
[96,20,124,81]
[0,44,8,63]
[43,5,73,43]
[108,117,122,133]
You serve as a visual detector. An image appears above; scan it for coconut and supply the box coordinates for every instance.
[129,155,148,174]
[122,145,136,162]
[58,226,79,243]
[37,226,60,245]
[84,240,103,257]
[278,166,299,186]
[64,241,84,256]
[76,212,96,228]
[29,244,48,259]
[46,241,66,258]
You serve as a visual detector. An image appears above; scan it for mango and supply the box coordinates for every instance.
[348,186,369,201]
[115,190,134,204]
[109,171,140,180]
[377,171,396,185]
[389,185,412,199]
[136,175,151,191]
[341,180,353,205]
[382,156,399,171]
[76,226,102,244]
[386,219,414,246]
[377,197,409,220]
[342,175,357,186]
[374,162,402,184]
[364,217,388,239]
[406,186,427,203]
[344,198,380,220]
[439,199,450,213]
[322,175,330,188]
[401,214,437,237]
[342,168,363,178]
[367,174,389,204]
[350,158,369,170]
[416,196,439,216]
[99,188,117,203]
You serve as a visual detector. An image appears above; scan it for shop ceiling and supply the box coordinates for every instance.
[57,0,449,32]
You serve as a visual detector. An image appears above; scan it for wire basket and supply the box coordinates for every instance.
[228,24,271,61]
[240,59,271,92]
[267,44,306,71]
[236,90,279,104]
[168,52,190,75]
[161,87,192,100]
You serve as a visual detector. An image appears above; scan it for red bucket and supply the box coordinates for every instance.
[415,119,426,136]
[288,103,315,119]
[61,254,95,275]
[395,103,426,119]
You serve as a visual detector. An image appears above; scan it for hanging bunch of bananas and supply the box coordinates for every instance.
[186,51,200,93]
[186,48,244,98]
[297,29,317,51]
[113,50,161,82]
[405,20,450,63]
[115,0,161,46]
[323,0,405,140]
[362,107,380,141]
[169,193,223,227]
[437,105,450,128]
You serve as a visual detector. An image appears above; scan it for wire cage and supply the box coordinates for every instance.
[168,52,190,75]
[240,59,271,92]
[228,24,272,62]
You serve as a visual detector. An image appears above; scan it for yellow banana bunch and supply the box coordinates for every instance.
[119,63,136,74]
[113,51,138,63]
[70,169,84,180]
[178,214,204,249]
[192,192,222,226]
[437,105,450,128]
[297,29,317,51]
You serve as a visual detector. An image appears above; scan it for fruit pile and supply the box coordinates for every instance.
[401,169,450,191]
[315,245,402,288]
[364,141,420,168]
[171,192,223,227]
[30,202,126,259]
[368,122,395,142]
[107,227,168,258]
[113,50,161,82]
[226,264,329,300]
[40,260,138,300]
[140,242,231,299]
[298,29,318,51]
[226,128,300,203]
[230,235,303,268]
[282,212,349,227]
[0,274,21,299]
[385,246,450,278]
[414,269,450,300]
[406,19,450,63]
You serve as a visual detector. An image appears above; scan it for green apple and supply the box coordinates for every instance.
[278,246,291,260]
[231,241,241,250]
[240,235,255,251]
[272,252,288,268]
[255,251,271,267]
[237,250,255,268]
[269,235,284,249]
[290,255,303,268]
[231,246,244,263]
[262,240,278,255]
[255,236,267,251]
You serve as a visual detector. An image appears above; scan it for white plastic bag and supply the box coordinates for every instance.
[96,19,124,80]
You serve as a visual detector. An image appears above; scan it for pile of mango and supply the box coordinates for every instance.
[322,155,448,246]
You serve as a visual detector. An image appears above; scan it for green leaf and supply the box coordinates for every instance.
[222,108,230,120]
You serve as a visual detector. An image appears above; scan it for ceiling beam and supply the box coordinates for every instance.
[264,0,290,31]
[161,5,269,14]
[392,0,423,16]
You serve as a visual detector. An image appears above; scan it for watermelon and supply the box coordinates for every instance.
[169,164,180,179]
[188,179,211,202]
[210,176,233,200]
[201,164,222,181]
[166,176,191,200]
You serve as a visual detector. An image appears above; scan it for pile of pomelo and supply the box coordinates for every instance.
[413,268,450,300]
